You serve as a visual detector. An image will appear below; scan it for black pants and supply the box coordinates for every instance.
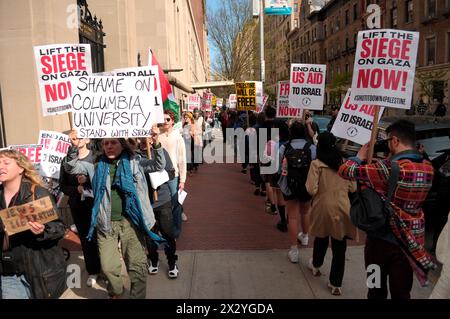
[364,237,413,299]
[250,164,265,189]
[146,201,177,266]
[313,236,347,287]
[70,199,101,275]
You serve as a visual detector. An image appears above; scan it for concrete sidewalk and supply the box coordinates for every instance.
[61,247,435,299]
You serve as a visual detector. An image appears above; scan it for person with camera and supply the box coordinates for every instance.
[0,149,67,299]
[338,120,435,299]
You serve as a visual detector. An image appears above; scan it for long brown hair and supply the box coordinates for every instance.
[0,149,45,187]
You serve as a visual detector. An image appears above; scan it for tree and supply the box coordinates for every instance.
[328,72,352,105]
[416,70,448,104]
[207,0,256,92]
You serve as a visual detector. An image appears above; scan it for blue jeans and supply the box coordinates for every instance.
[1,274,32,299]
[167,176,183,238]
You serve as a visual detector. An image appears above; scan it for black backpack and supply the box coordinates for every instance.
[284,142,312,202]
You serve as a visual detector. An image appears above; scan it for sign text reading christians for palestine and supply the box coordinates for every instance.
[71,76,160,138]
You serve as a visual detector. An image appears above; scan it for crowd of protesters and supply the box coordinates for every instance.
[227,104,447,299]
[0,100,448,299]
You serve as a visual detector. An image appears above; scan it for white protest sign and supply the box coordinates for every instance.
[247,81,263,112]
[216,98,223,108]
[9,144,43,164]
[188,95,201,111]
[202,92,213,112]
[148,170,170,189]
[229,94,237,109]
[34,44,92,116]
[112,66,164,124]
[276,81,303,118]
[331,89,384,145]
[38,130,71,179]
[289,63,326,110]
[349,29,419,109]
[70,76,161,138]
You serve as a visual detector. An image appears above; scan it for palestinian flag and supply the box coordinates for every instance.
[149,50,180,122]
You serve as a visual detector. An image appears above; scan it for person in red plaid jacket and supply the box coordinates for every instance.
[339,120,436,299]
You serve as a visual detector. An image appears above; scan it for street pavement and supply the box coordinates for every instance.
[61,127,438,299]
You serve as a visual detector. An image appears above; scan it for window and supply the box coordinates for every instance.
[345,63,349,73]
[324,24,327,38]
[294,3,298,12]
[353,3,358,21]
[405,0,414,23]
[294,18,298,28]
[391,8,397,28]
[447,32,450,62]
[426,37,436,65]
[427,0,437,17]
[335,17,340,31]
[345,10,349,25]
[345,37,349,50]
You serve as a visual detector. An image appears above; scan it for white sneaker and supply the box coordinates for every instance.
[181,213,188,222]
[148,261,159,275]
[70,224,78,234]
[86,274,98,287]
[297,232,309,246]
[168,264,179,278]
[307,258,321,276]
[287,246,299,263]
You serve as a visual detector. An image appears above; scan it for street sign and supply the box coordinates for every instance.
[264,0,292,15]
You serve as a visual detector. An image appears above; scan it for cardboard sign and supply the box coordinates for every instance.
[0,197,58,236]
[34,44,92,116]
[188,95,201,111]
[38,130,71,179]
[229,94,237,109]
[350,29,419,110]
[70,76,161,138]
[235,82,256,111]
[276,81,303,118]
[111,66,164,124]
[289,63,326,110]
[9,144,43,164]
[201,92,213,112]
[331,89,385,145]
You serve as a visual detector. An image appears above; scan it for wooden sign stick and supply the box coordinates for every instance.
[366,105,380,164]
[68,112,74,130]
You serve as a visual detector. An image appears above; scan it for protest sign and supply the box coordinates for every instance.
[331,89,384,145]
[276,81,303,118]
[247,81,263,112]
[188,95,201,111]
[38,130,71,179]
[34,44,92,116]
[111,66,164,123]
[202,92,213,112]
[9,144,43,170]
[235,82,256,111]
[0,197,58,236]
[289,63,326,110]
[349,29,419,109]
[212,95,217,107]
[229,94,237,109]
[216,98,223,108]
[70,76,161,138]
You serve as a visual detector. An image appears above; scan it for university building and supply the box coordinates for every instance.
[0,0,210,147]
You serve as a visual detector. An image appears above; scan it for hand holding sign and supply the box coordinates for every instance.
[29,221,45,235]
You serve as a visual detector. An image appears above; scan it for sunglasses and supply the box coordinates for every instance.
[164,118,172,122]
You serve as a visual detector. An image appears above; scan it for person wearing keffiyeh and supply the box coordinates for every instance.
[339,120,436,299]
[64,126,165,299]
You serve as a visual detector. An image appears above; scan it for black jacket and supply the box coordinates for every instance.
[0,181,67,299]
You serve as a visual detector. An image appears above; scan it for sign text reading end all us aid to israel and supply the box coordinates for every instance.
[289,64,326,110]
[34,44,92,116]
[350,29,419,110]
[331,89,384,146]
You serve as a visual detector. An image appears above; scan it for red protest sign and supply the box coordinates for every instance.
[350,29,419,110]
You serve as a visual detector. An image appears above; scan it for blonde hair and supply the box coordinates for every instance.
[0,149,45,187]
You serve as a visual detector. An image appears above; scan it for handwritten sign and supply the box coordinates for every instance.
[289,63,326,110]
[331,89,384,145]
[188,95,201,111]
[0,197,58,236]
[235,82,256,111]
[350,29,419,109]
[229,94,237,109]
[34,44,92,116]
[70,76,161,138]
